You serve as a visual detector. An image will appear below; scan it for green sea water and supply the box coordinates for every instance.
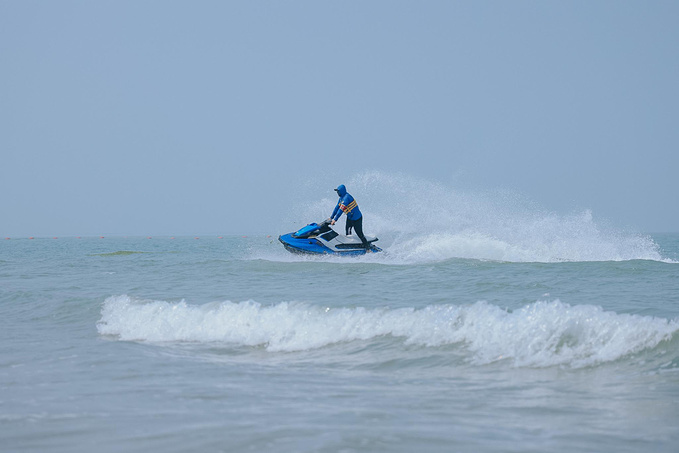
[1,230,678,452]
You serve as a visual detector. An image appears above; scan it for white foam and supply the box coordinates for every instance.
[289,171,670,263]
[98,295,678,368]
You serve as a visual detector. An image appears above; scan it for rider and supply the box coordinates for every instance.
[329,184,370,250]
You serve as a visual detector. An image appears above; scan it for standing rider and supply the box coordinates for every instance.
[329,184,370,250]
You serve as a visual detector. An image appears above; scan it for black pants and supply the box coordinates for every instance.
[346,216,369,248]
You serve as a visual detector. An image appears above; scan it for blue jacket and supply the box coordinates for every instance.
[331,185,363,221]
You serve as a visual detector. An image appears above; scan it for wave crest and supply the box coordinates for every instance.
[98,295,678,368]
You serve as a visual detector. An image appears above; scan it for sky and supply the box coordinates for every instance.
[1,1,678,236]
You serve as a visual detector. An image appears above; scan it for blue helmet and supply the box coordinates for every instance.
[334,184,347,197]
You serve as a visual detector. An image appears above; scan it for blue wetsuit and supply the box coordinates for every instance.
[331,185,368,247]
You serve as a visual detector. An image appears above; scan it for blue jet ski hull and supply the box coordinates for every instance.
[278,221,381,256]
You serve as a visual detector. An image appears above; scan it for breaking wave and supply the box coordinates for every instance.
[98,295,678,369]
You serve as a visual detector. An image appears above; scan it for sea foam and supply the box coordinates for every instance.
[98,295,678,368]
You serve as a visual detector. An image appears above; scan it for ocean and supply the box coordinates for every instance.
[2,184,679,452]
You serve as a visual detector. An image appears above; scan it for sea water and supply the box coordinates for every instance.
[2,177,678,452]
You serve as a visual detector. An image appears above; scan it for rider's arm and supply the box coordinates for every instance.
[331,199,342,221]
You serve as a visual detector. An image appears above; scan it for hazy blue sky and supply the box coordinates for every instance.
[2,1,677,236]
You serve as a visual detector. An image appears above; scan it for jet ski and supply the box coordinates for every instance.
[278,220,382,255]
